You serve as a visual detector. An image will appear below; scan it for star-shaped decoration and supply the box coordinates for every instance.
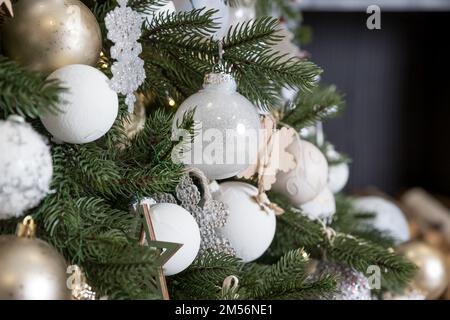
[134,202,182,300]
[0,0,13,17]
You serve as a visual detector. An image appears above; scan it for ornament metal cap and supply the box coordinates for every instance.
[16,215,36,238]
[203,73,237,91]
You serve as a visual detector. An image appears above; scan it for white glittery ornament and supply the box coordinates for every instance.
[300,187,336,222]
[105,0,146,113]
[352,196,410,244]
[172,73,260,181]
[272,139,328,206]
[312,262,372,300]
[0,116,53,219]
[149,203,201,276]
[213,181,276,262]
[40,64,118,144]
[173,0,230,39]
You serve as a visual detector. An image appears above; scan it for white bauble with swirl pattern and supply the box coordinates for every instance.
[272,139,328,207]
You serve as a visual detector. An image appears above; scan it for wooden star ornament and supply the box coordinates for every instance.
[0,0,13,17]
[134,201,182,300]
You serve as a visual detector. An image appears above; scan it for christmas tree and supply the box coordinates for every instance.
[0,0,424,301]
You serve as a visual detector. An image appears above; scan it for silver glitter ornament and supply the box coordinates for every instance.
[311,262,372,300]
[105,0,146,113]
[0,116,53,219]
[156,173,235,256]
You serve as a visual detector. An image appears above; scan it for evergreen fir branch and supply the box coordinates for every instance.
[169,252,242,299]
[144,8,219,38]
[0,55,63,119]
[282,85,345,131]
[265,192,417,292]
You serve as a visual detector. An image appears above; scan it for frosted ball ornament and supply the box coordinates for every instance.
[40,64,119,144]
[300,187,336,222]
[172,73,260,180]
[213,182,276,262]
[173,0,230,39]
[0,116,53,219]
[353,196,410,244]
[1,0,102,75]
[149,203,201,276]
[272,139,328,206]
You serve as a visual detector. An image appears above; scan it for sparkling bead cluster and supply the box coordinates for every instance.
[310,262,372,300]
[0,116,53,219]
[154,175,236,256]
[105,0,146,113]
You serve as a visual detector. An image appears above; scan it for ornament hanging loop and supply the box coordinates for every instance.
[213,41,226,73]
[16,215,36,238]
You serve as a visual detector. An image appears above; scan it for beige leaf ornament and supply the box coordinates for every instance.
[238,115,296,191]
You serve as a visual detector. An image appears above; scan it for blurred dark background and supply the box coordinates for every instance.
[301,10,450,197]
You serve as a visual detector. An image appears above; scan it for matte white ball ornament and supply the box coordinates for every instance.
[149,203,201,276]
[352,196,410,244]
[272,139,328,206]
[300,187,336,222]
[328,162,350,193]
[173,0,230,39]
[0,116,53,219]
[213,182,276,262]
[172,73,260,180]
[40,64,119,144]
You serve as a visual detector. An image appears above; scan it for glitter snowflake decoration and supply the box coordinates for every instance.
[105,0,146,113]
[154,175,235,256]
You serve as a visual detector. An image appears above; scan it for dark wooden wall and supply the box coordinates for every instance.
[302,12,450,196]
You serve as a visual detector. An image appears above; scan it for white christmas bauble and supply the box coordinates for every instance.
[300,187,336,222]
[228,0,255,26]
[173,0,230,39]
[141,1,176,25]
[150,203,201,276]
[0,116,53,219]
[172,73,260,180]
[352,196,410,244]
[40,64,118,144]
[213,182,276,262]
[272,139,328,206]
[328,162,349,193]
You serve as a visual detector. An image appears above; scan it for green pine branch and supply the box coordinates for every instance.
[0,55,63,119]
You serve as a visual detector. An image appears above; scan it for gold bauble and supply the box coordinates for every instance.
[397,241,448,300]
[0,235,72,300]
[1,0,102,74]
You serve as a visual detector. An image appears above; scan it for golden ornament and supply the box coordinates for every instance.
[397,241,448,300]
[124,92,147,140]
[1,0,102,74]
[0,216,72,300]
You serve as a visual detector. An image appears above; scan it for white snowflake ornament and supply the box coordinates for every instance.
[105,0,146,113]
